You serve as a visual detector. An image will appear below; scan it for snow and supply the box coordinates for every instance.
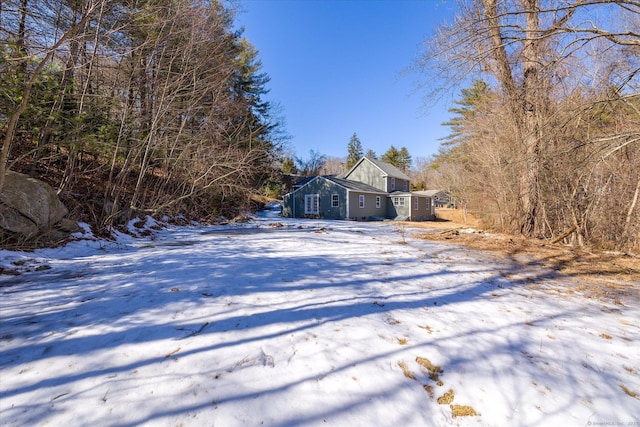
[1,210,639,427]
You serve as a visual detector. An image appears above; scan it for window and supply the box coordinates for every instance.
[359,195,365,208]
[304,194,319,214]
[390,178,396,191]
[404,181,408,191]
[393,197,405,206]
[414,197,419,210]
[376,196,381,208]
[331,194,339,207]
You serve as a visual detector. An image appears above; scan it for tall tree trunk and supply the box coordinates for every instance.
[482,0,542,236]
[519,0,542,236]
[621,177,640,249]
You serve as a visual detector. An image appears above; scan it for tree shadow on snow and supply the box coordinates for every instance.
[0,221,635,425]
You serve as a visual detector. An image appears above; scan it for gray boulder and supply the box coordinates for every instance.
[0,171,74,241]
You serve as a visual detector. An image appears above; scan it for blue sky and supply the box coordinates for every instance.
[234,0,459,162]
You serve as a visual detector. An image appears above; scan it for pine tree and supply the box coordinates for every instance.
[346,133,363,170]
[441,79,489,148]
[382,146,411,171]
[397,147,412,171]
[282,158,297,174]
[365,149,377,160]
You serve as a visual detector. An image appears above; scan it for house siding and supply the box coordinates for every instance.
[410,196,433,221]
[348,192,386,220]
[386,195,435,221]
[345,160,387,192]
[387,194,410,219]
[283,177,348,219]
[387,177,410,192]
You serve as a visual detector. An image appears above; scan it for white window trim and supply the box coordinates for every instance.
[390,177,396,191]
[304,194,319,214]
[331,194,339,207]
[376,196,381,209]
[414,197,419,209]
[359,195,365,208]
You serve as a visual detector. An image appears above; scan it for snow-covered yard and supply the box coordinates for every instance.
[1,212,638,426]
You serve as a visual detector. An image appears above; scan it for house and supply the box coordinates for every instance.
[413,190,453,208]
[282,157,436,221]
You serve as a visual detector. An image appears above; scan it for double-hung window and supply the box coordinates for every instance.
[376,196,381,209]
[359,195,365,208]
[393,197,405,207]
[414,198,419,210]
[331,194,339,207]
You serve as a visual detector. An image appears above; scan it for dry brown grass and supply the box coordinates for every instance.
[415,357,443,374]
[398,361,416,380]
[620,384,639,400]
[416,356,444,385]
[402,213,640,304]
[423,384,435,398]
[451,404,479,417]
[434,208,482,227]
[437,389,455,404]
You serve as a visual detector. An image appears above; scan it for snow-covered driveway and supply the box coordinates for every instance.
[1,215,638,426]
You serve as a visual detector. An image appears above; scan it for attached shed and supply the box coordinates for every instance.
[387,192,435,221]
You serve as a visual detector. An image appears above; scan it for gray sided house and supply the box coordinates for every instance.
[282,157,436,221]
[344,157,411,193]
[414,190,453,208]
[282,176,388,220]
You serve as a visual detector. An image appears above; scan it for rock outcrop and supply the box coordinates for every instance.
[0,171,79,245]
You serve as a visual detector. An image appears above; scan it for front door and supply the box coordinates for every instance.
[304,194,319,215]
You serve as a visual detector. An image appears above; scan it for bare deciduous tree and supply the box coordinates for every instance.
[419,0,640,251]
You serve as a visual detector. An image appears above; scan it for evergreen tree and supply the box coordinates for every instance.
[382,146,412,171]
[365,149,377,160]
[441,79,489,147]
[381,146,399,166]
[282,157,297,174]
[432,80,491,170]
[346,132,363,169]
[397,147,412,171]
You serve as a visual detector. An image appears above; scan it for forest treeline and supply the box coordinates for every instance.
[1,0,638,253]
[418,0,639,253]
[1,0,283,232]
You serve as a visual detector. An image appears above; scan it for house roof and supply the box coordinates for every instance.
[284,175,388,196]
[325,176,388,194]
[413,190,440,197]
[291,176,315,188]
[414,190,450,198]
[387,191,413,197]
[345,157,411,181]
